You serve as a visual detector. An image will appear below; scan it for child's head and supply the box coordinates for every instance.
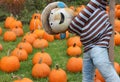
[41,1,74,34]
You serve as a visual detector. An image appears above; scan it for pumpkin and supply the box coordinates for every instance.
[13,76,33,82]
[17,39,33,54]
[29,16,42,31]
[32,11,41,20]
[66,57,83,72]
[54,31,69,39]
[33,28,45,38]
[49,64,67,82]
[67,36,82,47]
[95,69,105,82]
[3,30,16,41]
[32,50,52,66]
[10,47,28,61]
[115,19,120,32]
[4,15,15,29]
[32,38,48,49]
[22,32,36,44]
[114,31,120,45]
[0,51,20,73]
[0,27,2,35]
[67,43,82,56]
[43,32,54,42]
[32,58,50,78]
[114,62,120,74]
[0,44,3,51]
[12,26,24,37]
[9,20,23,29]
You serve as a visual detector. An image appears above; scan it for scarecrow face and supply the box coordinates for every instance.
[49,8,74,33]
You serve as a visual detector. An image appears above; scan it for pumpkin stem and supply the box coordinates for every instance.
[41,48,45,53]
[38,58,42,64]
[23,38,26,42]
[12,75,22,80]
[55,64,59,70]
[73,43,76,47]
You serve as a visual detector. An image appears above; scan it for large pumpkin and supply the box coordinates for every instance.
[49,64,67,82]
[0,53,20,73]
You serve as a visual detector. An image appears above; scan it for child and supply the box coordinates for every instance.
[41,0,120,82]
[68,0,120,82]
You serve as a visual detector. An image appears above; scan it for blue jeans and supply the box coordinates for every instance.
[82,46,120,82]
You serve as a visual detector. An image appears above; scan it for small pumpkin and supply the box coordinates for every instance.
[12,26,24,37]
[22,32,36,44]
[32,50,52,66]
[115,19,120,32]
[4,15,15,29]
[114,31,120,45]
[32,11,41,20]
[49,64,67,82]
[9,20,23,29]
[17,39,33,54]
[0,27,2,35]
[33,28,45,38]
[3,30,16,41]
[95,69,105,82]
[66,57,83,72]
[32,38,49,49]
[0,44,3,51]
[29,16,42,31]
[10,47,28,61]
[67,43,82,56]
[32,58,50,78]
[0,50,20,73]
[114,62,120,74]
[67,36,82,47]
[13,76,33,82]
[43,32,54,42]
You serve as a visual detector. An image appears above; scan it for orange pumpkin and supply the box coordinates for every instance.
[29,16,42,31]
[32,38,48,49]
[67,36,82,47]
[13,76,33,82]
[114,31,120,45]
[115,19,120,32]
[0,27,2,35]
[114,62,120,74]
[10,47,28,61]
[9,20,23,29]
[33,28,45,38]
[32,59,50,78]
[12,26,24,37]
[0,52,20,73]
[49,64,67,82]
[66,57,83,73]
[4,15,15,29]
[17,39,33,54]
[43,32,54,42]
[32,50,52,66]
[67,43,82,56]
[32,11,41,20]
[22,33,36,44]
[0,44,3,51]
[3,30,16,41]
[95,69,105,82]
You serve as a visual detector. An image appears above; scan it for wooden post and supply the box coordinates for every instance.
[108,0,115,62]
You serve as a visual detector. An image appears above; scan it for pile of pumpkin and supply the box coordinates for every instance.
[0,4,120,82]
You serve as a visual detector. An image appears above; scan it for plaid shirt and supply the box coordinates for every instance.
[68,0,113,52]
